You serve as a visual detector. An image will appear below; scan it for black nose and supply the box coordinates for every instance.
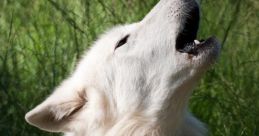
[176,5,200,51]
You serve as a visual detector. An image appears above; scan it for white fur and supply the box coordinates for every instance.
[25,0,220,136]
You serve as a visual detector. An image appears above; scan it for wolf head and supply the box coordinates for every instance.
[25,0,220,135]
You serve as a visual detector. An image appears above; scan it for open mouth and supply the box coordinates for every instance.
[176,5,209,55]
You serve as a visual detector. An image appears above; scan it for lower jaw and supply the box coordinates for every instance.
[177,36,217,56]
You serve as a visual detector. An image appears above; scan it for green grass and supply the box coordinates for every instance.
[0,0,258,135]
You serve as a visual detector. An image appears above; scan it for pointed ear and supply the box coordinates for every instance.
[25,79,87,132]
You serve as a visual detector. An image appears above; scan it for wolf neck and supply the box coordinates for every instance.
[158,86,194,135]
[144,74,200,135]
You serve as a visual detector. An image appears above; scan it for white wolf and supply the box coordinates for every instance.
[25,0,220,135]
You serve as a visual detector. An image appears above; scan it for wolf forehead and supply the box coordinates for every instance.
[84,24,174,68]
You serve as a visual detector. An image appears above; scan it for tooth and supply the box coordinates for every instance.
[194,40,200,44]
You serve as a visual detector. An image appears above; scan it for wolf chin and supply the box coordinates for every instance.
[25,0,221,135]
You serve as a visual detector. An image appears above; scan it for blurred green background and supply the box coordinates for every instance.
[0,0,258,135]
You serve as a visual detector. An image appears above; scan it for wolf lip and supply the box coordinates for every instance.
[178,39,206,55]
[178,41,198,55]
[178,37,218,55]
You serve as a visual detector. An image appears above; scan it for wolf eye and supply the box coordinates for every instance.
[115,35,129,50]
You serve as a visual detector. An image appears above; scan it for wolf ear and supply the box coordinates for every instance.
[25,79,87,132]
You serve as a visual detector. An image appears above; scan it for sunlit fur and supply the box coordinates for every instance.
[25,0,220,136]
